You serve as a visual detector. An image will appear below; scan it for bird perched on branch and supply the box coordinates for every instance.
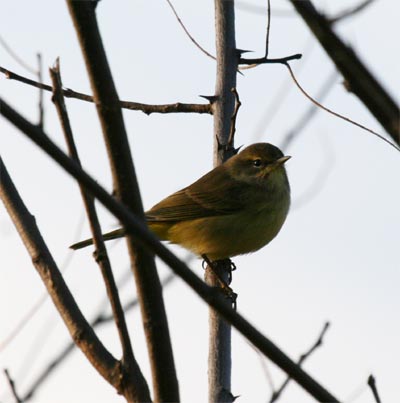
[70,143,291,260]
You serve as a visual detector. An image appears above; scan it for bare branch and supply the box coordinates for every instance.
[0,65,212,115]
[0,156,123,394]
[239,53,302,66]
[0,214,85,354]
[270,322,330,403]
[4,369,22,403]
[367,375,382,403]
[66,2,178,401]
[207,1,239,401]
[165,0,215,60]
[36,53,44,129]
[49,60,142,385]
[0,96,340,403]
[22,273,176,402]
[0,35,37,74]
[289,0,400,143]
[280,69,338,150]
[284,62,400,153]
[328,0,375,24]
[264,0,271,58]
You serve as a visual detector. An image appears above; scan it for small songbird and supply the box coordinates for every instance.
[70,143,291,260]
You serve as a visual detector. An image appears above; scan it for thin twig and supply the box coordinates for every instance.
[165,0,215,60]
[22,273,176,402]
[284,62,400,153]
[236,2,294,17]
[265,0,271,58]
[367,375,382,403]
[36,53,44,129]
[4,369,22,403]
[328,0,375,24]
[239,53,302,65]
[0,156,124,396]
[0,65,212,115]
[0,212,85,354]
[49,60,137,374]
[0,96,340,403]
[280,69,338,150]
[251,36,315,140]
[270,322,331,403]
[289,0,400,143]
[0,35,37,74]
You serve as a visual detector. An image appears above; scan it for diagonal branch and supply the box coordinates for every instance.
[4,369,22,403]
[0,96,340,403]
[22,273,176,402]
[49,60,145,390]
[328,0,375,24]
[65,2,179,401]
[367,375,381,403]
[165,0,215,60]
[0,157,124,396]
[288,0,400,144]
[0,65,212,115]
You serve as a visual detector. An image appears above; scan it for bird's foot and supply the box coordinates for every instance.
[202,255,238,310]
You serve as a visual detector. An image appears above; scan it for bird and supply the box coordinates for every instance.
[70,143,291,261]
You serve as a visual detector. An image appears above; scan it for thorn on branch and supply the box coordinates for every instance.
[200,94,218,104]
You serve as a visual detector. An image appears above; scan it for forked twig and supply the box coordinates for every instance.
[269,322,330,402]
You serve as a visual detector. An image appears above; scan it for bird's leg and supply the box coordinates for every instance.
[202,254,237,309]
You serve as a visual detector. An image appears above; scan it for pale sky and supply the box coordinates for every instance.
[1,1,399,402]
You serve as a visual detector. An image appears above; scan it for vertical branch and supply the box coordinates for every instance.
[66,2,179,402]
[213,0,238,164]
[207,1,238,402]
[265,0,271,58]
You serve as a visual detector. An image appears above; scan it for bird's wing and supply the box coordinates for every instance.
[146,166,249,222]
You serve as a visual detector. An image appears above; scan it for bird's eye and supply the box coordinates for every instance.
[253,159,262,167]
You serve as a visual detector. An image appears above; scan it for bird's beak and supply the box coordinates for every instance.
[276,155,291,166]
[263,155,291,176]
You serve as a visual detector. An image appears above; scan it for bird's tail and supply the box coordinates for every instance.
[69,228,125,250]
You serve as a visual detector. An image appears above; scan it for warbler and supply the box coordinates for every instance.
[70,143,291,260]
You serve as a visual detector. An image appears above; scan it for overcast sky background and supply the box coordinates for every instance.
[1,1,399,402]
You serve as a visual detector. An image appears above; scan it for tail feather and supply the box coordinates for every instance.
[70,228,125,250]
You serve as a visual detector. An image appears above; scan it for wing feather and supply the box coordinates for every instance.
[146,166,249,222]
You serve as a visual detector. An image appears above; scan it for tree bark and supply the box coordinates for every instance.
[207,1,238,402]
